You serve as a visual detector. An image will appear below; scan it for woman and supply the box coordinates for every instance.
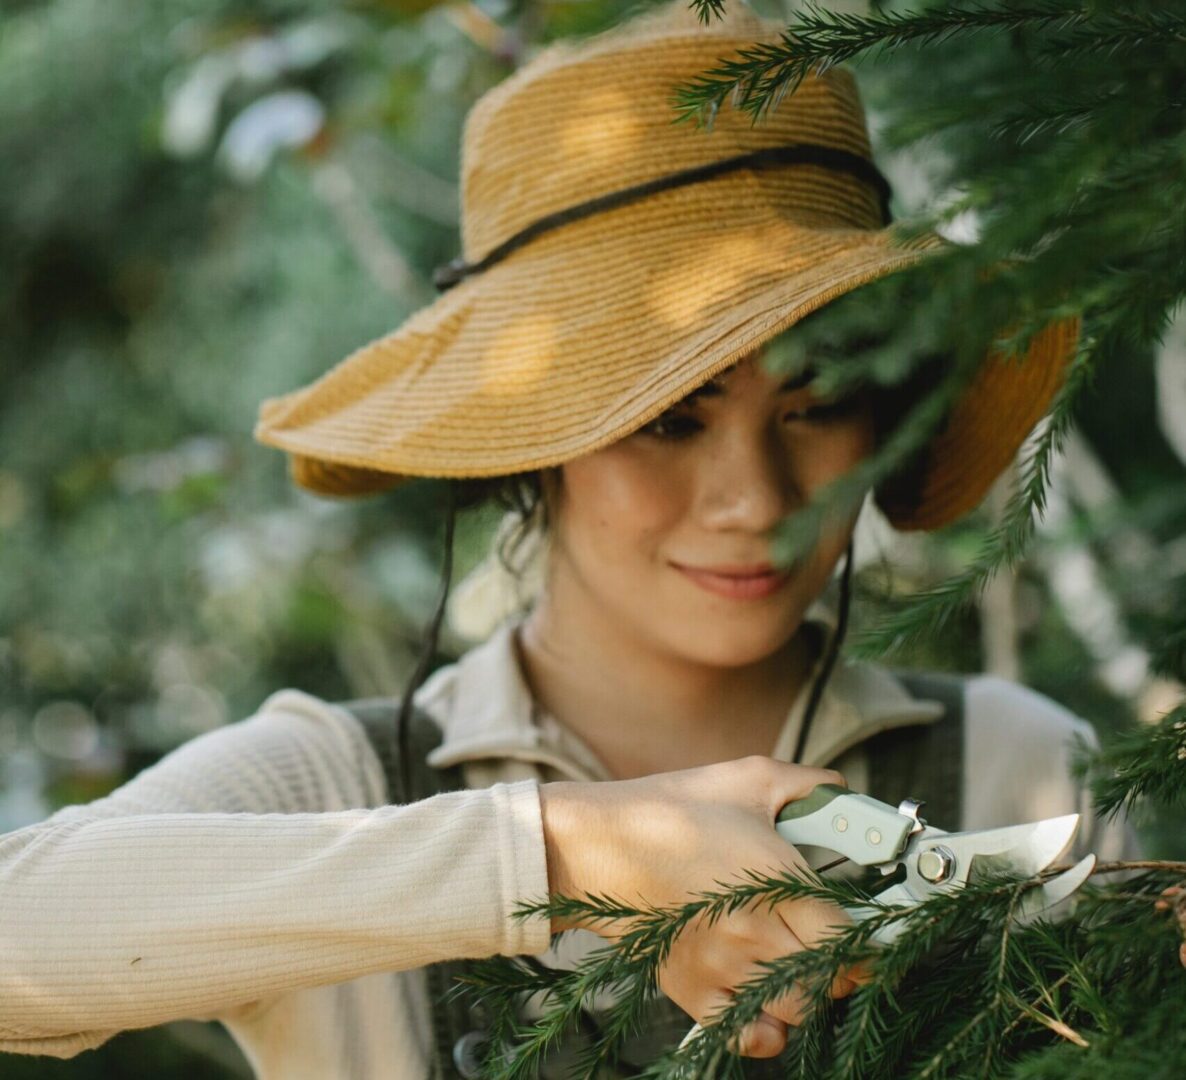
[0,2,1134,1077]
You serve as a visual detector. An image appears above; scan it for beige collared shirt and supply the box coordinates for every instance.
[419,612,1126,843]
[0,612,1134,1078]
[420,609,944,787]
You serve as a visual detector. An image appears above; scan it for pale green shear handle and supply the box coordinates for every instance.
[775,783,914,866]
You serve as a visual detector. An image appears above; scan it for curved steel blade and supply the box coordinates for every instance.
[944,814,1081,882]
[1014,854,1096,926]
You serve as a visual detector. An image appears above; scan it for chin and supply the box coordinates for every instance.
[657,616,802,669]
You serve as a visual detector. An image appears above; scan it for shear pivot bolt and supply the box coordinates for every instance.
[918,846,956,884]
[832,815,849,834]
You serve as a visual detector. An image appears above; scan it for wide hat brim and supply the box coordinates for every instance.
[253,180,1078,532]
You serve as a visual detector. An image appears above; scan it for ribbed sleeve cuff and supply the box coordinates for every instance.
[492,780,552,956]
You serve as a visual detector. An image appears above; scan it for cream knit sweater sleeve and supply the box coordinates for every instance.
[0,688,551,1059]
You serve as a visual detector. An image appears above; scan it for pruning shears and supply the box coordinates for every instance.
[774,783,1097,945]
[678,786,1096,1054]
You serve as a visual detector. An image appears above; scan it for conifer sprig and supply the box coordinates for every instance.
[464,857,1186,1078]
[671,0,1186,658]
[771,354,964,567]
[849,337,1091,658]
[675,2,1183,127]
[463,868,876,1079]
[1088,704,1186,821]
[760,252,1045,569]
[457,4,1186,1075]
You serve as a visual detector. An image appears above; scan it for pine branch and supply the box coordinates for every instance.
[771,366,957,566]
[689,0,726,26]
[455,5,1186,1077]
[464,854,1186,1077]
[850,333,1092,659]
[765,260,1013,567]
[474,864,1127,1078]
[483,870,880,1077]
[1087,704,1186,820]
[674,2,1107,128]
[988,88,1142,145]
[1091,861,1186,875]
[831,978,893,1078]
[1033,10,1186,66]
[677,3,1186,129]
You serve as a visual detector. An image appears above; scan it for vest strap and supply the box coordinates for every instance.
[867,670,967,830]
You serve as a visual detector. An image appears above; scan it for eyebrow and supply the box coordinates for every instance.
[777,367,817,392]
[679,364,817,404]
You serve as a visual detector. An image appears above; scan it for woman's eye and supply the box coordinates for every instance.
[637,412,702,440]
[783,397,859,423]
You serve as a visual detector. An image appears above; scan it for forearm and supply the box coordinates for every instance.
[0,781,550,1049]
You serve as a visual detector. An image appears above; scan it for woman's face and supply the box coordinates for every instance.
[546,347,875,667]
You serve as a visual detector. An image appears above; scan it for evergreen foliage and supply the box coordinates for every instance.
[671,0,1186,659]
[5,0,1185,1075]
[462,853,1186,1077]
[1089,704,1186,822]
[457,1,1186,1075]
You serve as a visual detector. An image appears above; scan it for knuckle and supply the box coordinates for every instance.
[693,991,734,1030]
[844,959,875,986]
[829,974,857,1000]
[699,939,753,978]
[766,1006,807,1029]
[736,1015,786,1058]
[727,910,765,941]
[738,754,775,779]
[730,755,781,797]
[764,989,809,1027]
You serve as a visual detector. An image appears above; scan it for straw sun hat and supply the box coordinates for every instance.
[253,0,1078,532]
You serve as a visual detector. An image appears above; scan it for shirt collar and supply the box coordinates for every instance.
[421,601,944,779]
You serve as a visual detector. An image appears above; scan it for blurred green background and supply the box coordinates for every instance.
[2,0,1184,1074]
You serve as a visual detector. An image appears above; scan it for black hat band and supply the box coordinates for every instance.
[433,142,894,292]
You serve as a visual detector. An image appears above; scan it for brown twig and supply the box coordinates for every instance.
[1022,1006,1090,1048]
[999,973,1074,1044]
[1090,860,1186,874]
[1038,859,1186,878]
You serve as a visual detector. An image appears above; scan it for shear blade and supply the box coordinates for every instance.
[955,814,1081,881]
[1014,854,1096,926]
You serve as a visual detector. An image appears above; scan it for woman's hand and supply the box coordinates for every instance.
[539,756,865,1059]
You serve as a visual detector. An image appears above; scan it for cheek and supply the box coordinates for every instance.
[557,449,685,563]
[790,414,875,497]
[785,416,874,585]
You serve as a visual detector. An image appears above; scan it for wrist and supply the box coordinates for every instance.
[539,781,596,933]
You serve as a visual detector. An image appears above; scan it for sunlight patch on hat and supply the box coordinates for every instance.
[479,312,560,398]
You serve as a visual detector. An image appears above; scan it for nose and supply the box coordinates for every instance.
[694,427,799,536]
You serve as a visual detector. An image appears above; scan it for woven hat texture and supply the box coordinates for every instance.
[253,0,1078,531]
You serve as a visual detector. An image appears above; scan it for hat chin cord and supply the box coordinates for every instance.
[395,487,457,800]
[792,537,854,766]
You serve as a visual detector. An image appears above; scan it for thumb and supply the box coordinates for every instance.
[765,763,848,820]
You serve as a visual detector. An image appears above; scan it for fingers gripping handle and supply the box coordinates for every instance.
[776,784,914,866]
[677,787,913,1057]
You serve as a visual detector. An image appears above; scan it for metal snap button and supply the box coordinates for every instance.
[453,1030,490,1079]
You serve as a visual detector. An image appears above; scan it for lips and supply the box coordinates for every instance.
[670,561,793,601]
